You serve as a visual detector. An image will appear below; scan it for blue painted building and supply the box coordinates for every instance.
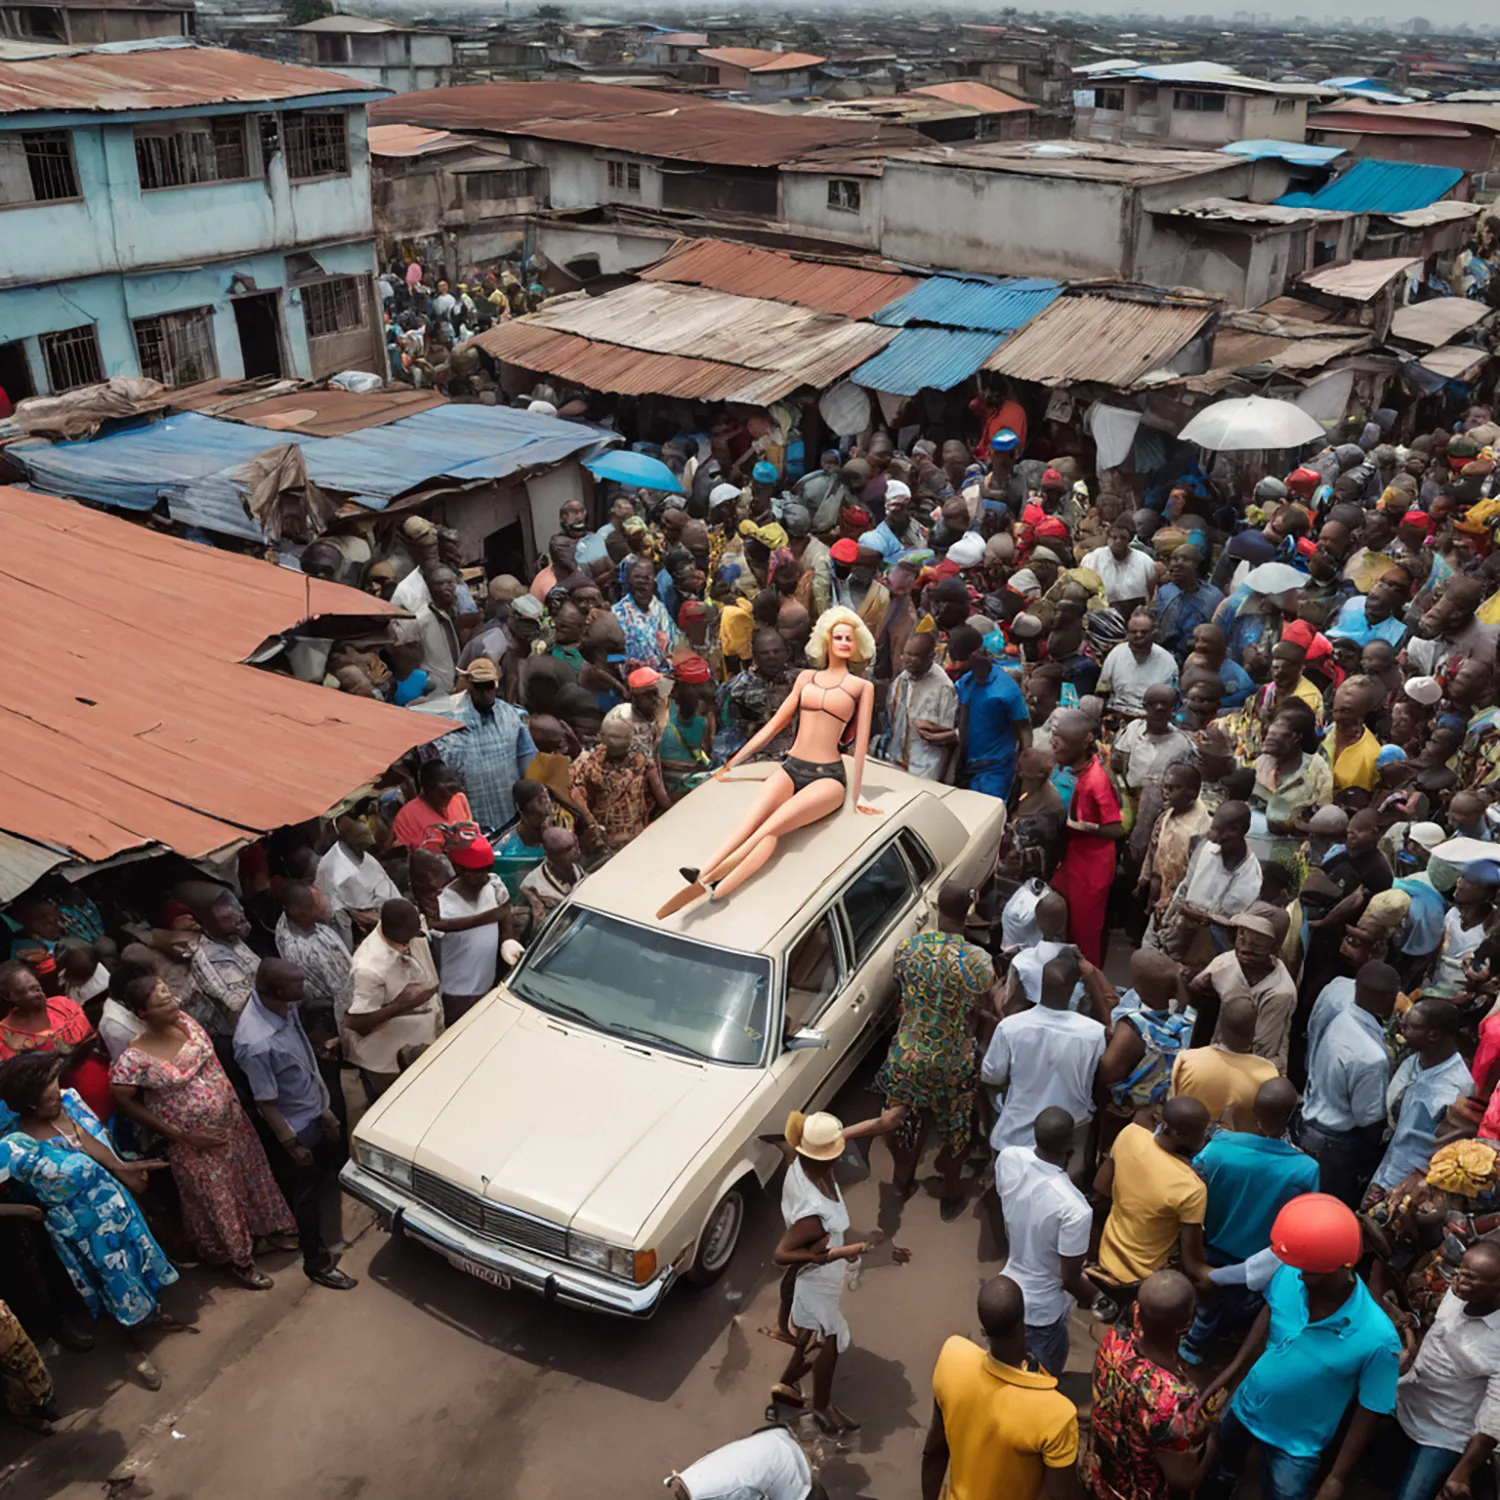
[0,38,388,403]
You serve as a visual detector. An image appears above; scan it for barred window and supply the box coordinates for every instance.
[606,159,640,191]
[302,276,366,338]
[462,167,540,200]
[133,307,219,387]
[0,131,79,205]
[826,178,861,213]
[39,325,102,392]
[283,110,349,180]
[134,117,249,190]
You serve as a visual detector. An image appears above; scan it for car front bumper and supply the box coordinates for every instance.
[339,1162,675,1318]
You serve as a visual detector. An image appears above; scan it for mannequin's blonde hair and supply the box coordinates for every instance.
[806,605,876,667]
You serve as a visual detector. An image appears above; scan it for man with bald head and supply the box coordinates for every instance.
[996,1107,1100,1377]
[1087,1270,1214,1500]
[1156,545,1224,662]
[1188,620,1254,708]
[1179,1078,1317,1366]
[344,898,442,1099]
[924,1274,1080,1500]
[1096,1096,1211,1291]
[1170,994,1280,1132]
[234,958,357,1290]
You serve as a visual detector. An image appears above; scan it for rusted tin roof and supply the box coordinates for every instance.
[0,40,379,116]
[167,381,450,437]
[0,487,451,865]
[910,81,1034,114]
[369,80,920,168]
[984,293,1216,388]
[697,47,826,72]
[1298,256,1421,302]
[638,238,919,319]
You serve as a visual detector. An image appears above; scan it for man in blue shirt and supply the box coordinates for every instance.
[1155,546,1225,662]
[234,959,358,1291]
[1201,1194,1399,1500]
[1180,1078,1318,1365]
[1187,622,1254,708]
[1327,575,1409,650]
[955,647,1031,799]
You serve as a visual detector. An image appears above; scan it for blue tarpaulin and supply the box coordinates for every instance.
[1278,157,1465,214]
[7,406,612,542]
[849,328,1006,397]
[871,276,1060,334]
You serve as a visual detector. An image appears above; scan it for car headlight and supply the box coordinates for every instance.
[354,1141,412,1189]
[567,1231,651,1281]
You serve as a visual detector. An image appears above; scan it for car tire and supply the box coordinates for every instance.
[684,1183,748,1288]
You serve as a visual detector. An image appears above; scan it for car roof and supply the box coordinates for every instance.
[572,760,940,954]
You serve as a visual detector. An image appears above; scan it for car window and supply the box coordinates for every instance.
[784,914,843,1030]
[899,829,938,884]
[842,843,918,964]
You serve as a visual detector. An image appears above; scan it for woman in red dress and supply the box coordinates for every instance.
[0,962,114,1122]
[1049,709,1127,966]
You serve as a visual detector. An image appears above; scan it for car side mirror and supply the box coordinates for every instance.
[785,1027,829,1052]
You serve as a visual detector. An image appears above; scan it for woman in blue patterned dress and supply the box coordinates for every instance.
[0,1053,189,1389]
[869,881,997,1219]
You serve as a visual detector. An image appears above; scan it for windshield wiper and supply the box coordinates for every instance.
[521,992,600,1030]
[605,1021,706,1061]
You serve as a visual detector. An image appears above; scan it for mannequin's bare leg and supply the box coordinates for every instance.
[656,772,794,918]
[708,780,845,901]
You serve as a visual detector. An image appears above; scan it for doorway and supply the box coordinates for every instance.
[233,293,284,378]
[483,520,528,582]
[0,340,35,410]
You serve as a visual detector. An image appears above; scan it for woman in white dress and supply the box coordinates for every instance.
[771,1111,908,1435]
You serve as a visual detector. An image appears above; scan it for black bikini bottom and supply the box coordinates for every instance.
[781,756,847,794]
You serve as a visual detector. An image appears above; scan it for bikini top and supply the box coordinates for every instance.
[798,671,861,730]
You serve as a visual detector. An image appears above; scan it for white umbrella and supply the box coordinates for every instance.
[1178,396,1326,452]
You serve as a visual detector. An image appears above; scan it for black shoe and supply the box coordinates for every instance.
[306,1265,358,1290]
[679,867,700,884]
[55,1317,94,1353]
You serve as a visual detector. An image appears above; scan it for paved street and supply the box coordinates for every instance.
[0,1061,1099,1500]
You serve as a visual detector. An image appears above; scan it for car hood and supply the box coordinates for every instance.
[356,994,763,1244]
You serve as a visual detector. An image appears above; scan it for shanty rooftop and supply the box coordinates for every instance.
[884,138,1245,185]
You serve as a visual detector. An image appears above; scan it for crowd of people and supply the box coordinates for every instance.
[10,366,1500,1499]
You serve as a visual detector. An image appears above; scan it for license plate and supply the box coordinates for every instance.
[448,1254,511,1290]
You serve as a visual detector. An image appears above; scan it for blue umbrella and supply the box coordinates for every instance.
[584,450,684,494]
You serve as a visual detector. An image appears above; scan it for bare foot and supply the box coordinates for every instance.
[758,1325,800,1347]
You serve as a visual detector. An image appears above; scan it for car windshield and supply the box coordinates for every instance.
[509,906,773,1066]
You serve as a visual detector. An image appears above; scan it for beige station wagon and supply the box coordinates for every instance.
[340,760,1006,1316]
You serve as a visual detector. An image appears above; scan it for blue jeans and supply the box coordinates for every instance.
[1025,1312,1071,1378]
[1205,1409,1323,1500]
[1180,1278,1263,1365]
[1391,1442,1462,1500]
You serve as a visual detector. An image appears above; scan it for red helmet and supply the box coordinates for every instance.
[1270,1193,1362,1273]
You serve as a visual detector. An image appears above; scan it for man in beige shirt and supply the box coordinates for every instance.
[1169,995,1280,1131]
[1187,907,1299,1072]
[345,898,442,1097]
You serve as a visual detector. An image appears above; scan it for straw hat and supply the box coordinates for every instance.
[788,1110,845,1161]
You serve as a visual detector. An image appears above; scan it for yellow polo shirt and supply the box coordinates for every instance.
[1170,1045,1280,1132]
[931,1336,1078,1500]
[1098,1122,1208,1285]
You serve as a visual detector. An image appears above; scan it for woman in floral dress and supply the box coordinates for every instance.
[108,975,294,1290]
[870,881,996,1219]
[0,1052,186,1389]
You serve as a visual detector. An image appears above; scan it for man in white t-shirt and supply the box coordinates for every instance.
[665,1427,821,1500]
[1097,611,1179,718]
[997,1107,1100,1376]
[1082,522,1157,610]
[983,949,1106,1182]
[430,836,522,1025]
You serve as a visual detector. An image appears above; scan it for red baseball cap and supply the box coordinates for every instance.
[830,538,861,564]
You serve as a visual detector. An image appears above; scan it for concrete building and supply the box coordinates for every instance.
[287,16,454,96]
[0,40,387,401]
[368,123,544,276]
[1074,62,1334,149]
[1307,101,1500,194]
[696,47,826,100]
[0,0,191,44]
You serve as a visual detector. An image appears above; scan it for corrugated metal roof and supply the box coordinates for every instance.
[1279,157,1465,213]
[871,275,1061,334]
[1389,297,1490,349]
[1419,345,1491,380]
[7,405,606,541]
[1382,201,1482,228]
[1298,256,1421,301]
[1165,196,1344,225]
[511,281,897,388]
[1313,101,1500,136]
[471,323,789,403]
[885,138,1238,184]
[983,294,1215,388]
[0,485,449,865]
[697,47,826,72]
[849,327,1005,396]
[0,40,379,116]
[1080,60,1333,97]
[0,832,70,904]
[638,238,919,319]
[1221,139,1347,165]
[292,15,402,30]
[369,80,922,168]
[167,382,450,436]
[367,123,460,157]
[909,80,1034,114]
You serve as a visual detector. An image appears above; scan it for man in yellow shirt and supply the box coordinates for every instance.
[1169,995,1280,1131]
[923,1275,1080,1500]
[1096,1098,1211,1290]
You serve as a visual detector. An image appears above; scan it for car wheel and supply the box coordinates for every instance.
[684,1184,747,1287]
